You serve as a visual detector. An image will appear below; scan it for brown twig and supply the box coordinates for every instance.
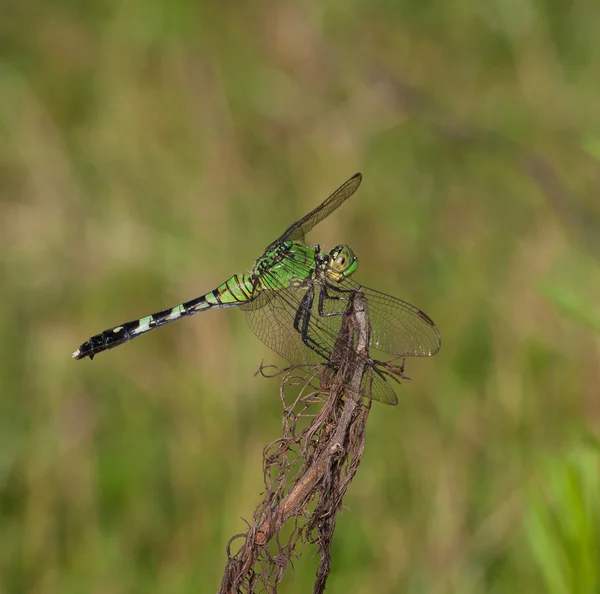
[220,291,372,594]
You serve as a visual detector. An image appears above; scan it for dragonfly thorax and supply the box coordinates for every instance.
[324,244,358,282]
[253,241,318,289]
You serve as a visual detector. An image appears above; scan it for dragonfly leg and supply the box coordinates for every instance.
[293,285,311,332]
[317,283,352,318]
[293,283,332,361]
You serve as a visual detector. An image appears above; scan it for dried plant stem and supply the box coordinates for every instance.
[220,291,372,594]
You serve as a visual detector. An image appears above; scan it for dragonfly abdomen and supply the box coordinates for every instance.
[192,273,256,309]
[73,273,256,360]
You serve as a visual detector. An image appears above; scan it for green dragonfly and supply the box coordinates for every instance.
[73,173,441,404]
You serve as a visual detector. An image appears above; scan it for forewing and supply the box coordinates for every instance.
[241,285,325,367]
[241,258,338,367]
[242,285,400,405]
[338,278,441,358]
[241,263,405,405]
[265,173,362,251]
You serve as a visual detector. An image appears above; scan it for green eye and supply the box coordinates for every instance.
[325,244,358,280]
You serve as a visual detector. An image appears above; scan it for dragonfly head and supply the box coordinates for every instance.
[326,244,358,282]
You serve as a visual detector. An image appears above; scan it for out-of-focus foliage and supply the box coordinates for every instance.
[1,0,599,592]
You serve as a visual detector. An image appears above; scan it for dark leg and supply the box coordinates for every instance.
[293,283,332,361]
[294,284,314,333]
[317,282,353,318]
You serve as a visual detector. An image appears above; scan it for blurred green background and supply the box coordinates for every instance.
[2,0,600,592]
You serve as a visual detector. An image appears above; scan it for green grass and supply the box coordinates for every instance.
[2,0,600,591]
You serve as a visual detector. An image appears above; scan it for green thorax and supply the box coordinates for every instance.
[253,241,318,289]
[252,240,358,291]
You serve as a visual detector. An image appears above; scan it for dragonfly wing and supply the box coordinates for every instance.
[241,284,329,367]
[241,271,402,405]
[336,278,441,358]
[264,173,362,252]
[361,367,399,406]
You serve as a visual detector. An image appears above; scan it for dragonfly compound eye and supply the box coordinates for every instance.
[328,245,358,279]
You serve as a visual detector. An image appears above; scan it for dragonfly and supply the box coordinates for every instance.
[73,173,441,405]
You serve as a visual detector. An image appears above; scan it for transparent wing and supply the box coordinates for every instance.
[241,271,398,405]
[265,173,362,252]
[335,277,441,358]
[241,264,339,367]
[241,286,322,367]
[306,276,440,359]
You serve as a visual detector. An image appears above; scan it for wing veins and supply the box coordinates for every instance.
[265,173,362,252]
